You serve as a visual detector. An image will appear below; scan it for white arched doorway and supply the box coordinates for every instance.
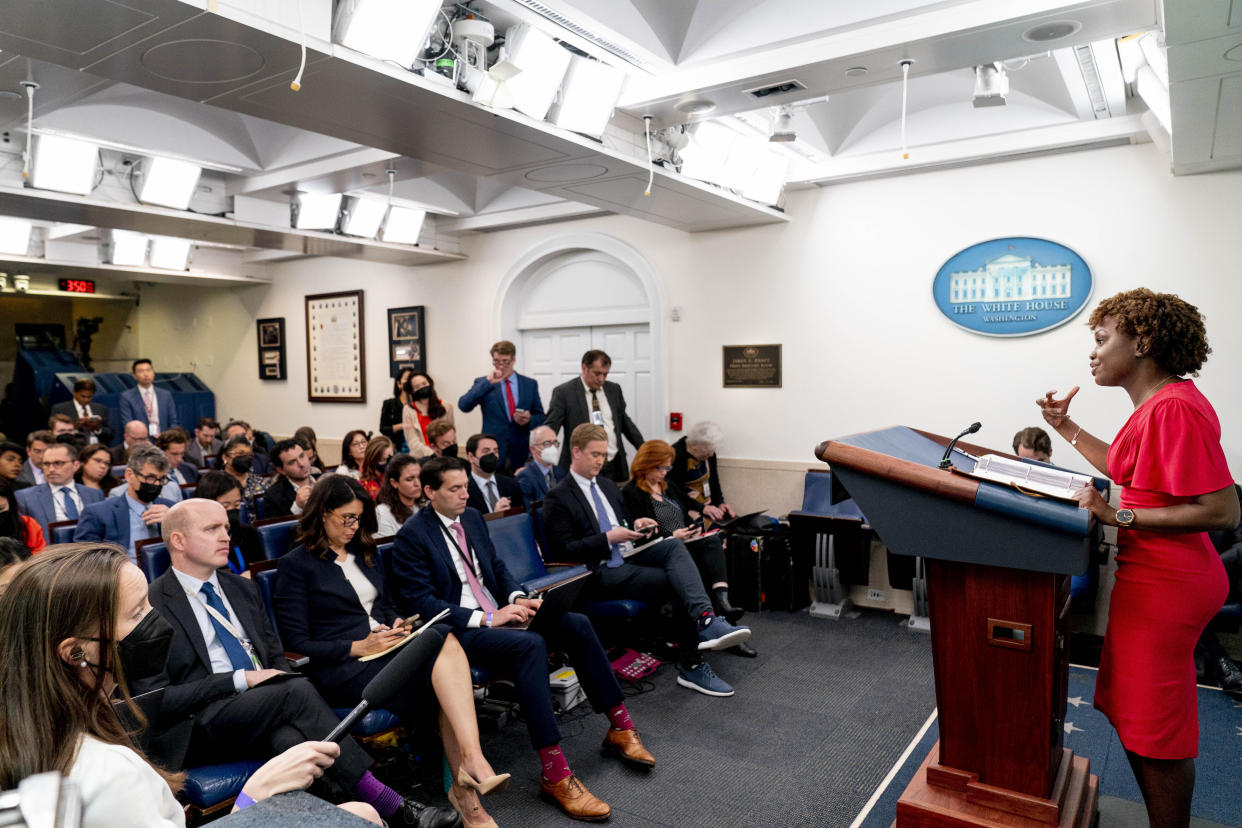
[495,232,668,443]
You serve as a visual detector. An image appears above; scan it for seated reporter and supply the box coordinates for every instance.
[77,443,123,493]
[2,478,44,554]
[219,435,269,516]
[195,471,264,571]
[376,454,425,537]
[544,424,750,698]
[132,499,460,828]
[276,475,508,828]
[389,455,655,822]
[0,542,383,827]
[360,436,395,500]
[623,441,755,657]
[669,422,736,525]
[73,444,175,565]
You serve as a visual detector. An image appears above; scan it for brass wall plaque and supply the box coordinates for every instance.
[723,344,782,388]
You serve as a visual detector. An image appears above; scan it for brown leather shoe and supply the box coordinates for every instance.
[601,727,655,768]
[539,774,611,821]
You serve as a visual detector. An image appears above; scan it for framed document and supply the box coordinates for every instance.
[256,317,286,381]
[387,305,426,377]
[306,291,366,403]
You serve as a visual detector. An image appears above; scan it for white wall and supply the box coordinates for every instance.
[137,142,1242,476]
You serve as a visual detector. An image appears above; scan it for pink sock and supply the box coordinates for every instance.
[606,703,634,731]
[538,744,572,783]
[353,770,402,817]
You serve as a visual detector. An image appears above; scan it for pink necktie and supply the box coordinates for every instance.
[452,521,496,612]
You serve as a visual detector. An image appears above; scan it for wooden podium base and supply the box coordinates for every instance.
[891,742,1098,828]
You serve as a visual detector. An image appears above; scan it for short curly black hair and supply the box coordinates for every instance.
[1088,288,1210,377]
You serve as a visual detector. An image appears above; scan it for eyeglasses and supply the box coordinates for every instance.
[331,511,361,528]
[534,440,559,450]
[42,459,74,469]
[656,465,673,473]
[135,472,171,486]
[350,439,368,448]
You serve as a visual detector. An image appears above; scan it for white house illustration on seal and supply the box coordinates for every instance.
[949,253,1072,303]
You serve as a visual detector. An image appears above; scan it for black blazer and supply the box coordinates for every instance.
[50,400,114,446]
[465,473,525,515]
[388,506,524,629]
[670,437,725,507]
[261,475,310,519]
[621,479,696,530]
[543,474,630,569]
[379,397,404,443]
[543,378,644,478]
[135,569,291,769]
[274,544,399,688]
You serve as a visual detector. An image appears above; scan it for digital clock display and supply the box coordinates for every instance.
[58,278,96,294]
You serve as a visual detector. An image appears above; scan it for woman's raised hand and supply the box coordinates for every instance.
[1037,386,1079,427]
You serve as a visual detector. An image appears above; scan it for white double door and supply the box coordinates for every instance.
[520,324,655,443]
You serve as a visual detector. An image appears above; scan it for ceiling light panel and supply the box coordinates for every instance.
[333,0,443,68]
[504,24,573,120]
[342,196,388,238]
[295,193,344,230]
[32,134,99,196]
[108,230,149,266]
[149,236,193,270]
[382,206,426,244]
[550,56,626,138]
[138,157,202,209]
[0,219,33,255]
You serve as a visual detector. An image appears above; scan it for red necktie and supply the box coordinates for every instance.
[504,379,516,420]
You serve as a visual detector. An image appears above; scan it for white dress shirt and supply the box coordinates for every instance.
[581,379,617,461]
[77,401,99,444]
[434,510,522,627]
[470,470,501,511]
[335,553,380,630]
[170,567,251,692]
[569,469,632,556]
[140,385,161,436]
[70,736,184,828]
[51,483,85,522]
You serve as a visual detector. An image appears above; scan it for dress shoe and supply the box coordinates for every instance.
[539,774,610,822]
[1218,657,1242,696]
[727,641,759,658]
[712,587,745,624]
[457,767,511,796]
[601,727,655,768]
[448,784,498,828]
[390,797,463,828]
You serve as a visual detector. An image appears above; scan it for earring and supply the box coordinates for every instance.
[70,647,87,668]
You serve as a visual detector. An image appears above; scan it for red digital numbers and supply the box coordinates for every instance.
[58,278,96,294]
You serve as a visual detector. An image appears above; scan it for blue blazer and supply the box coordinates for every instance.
[274,544,400,689]
[72,493,175,561]
[15,483,105,538]
[119,385,180,432]
[515,459,565,504]
[388,506,523,631]
[457,373,545,470]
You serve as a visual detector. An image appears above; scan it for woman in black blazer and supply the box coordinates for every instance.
[623,441,756,656]
[275,475,509,828]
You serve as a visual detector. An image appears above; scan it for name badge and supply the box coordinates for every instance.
[590,411,605,426]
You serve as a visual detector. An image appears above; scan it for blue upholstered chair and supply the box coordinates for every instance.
[48,520,78,545]
[253,516,299,560]
[134,538,170,582]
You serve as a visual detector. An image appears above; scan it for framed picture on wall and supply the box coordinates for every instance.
[256,317,286,381]
[387,305,425,377]
[306,290,366,403]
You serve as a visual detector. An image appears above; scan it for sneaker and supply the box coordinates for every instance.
[677,661,734,697]
[696,615,751,651]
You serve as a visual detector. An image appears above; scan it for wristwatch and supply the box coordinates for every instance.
[1115,508,1135,528]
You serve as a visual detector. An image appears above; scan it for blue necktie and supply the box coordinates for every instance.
[59,487,79,520]
[199,582,254,671]
[590,481,624,568]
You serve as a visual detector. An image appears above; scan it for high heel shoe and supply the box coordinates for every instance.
[457,766,511,796]
[448,784,499,828]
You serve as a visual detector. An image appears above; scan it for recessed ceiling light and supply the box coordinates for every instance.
[844,67,868,78]
[675,99,716,115]
[1022,21,1082,43]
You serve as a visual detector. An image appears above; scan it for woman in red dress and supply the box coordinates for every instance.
[1037,288,1240,828]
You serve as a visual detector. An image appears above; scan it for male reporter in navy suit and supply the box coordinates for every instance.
[388,455,654,822]
[119,358,179,437]
[457,340,544,472]
[463,433,524,515]
[49,377,114,446]
[15,443,104,538]
[73,444,176,564]
[544,349,644,482]
[516,426,566,505]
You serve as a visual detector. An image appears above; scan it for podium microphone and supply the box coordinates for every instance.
[324,629,429,743]
[939,422,981,469]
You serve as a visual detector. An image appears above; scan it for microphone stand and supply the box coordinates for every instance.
[939,422,982,469]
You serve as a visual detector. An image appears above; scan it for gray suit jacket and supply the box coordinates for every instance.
[185,438,222,469]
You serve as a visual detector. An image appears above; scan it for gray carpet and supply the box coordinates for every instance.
[464,609,936,828]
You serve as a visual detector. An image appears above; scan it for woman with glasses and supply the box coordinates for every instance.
[218,435,269,518]
[336,430,370,479]
[622,440,755,656]
[375,454,424,537]
[275,475,508,828]
[76,444,122,493]
[358,436,394,500]
[401,373,454,459]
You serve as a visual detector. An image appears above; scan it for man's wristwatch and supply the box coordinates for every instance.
[1115,508,1136,528]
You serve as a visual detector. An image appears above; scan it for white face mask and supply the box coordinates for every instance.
[540,446,559,466]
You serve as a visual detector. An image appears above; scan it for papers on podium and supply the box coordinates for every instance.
[962,454,1093,501]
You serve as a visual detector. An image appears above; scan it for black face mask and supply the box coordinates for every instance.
[477,454,499,474]
[230,456,253,474]
[226,508,243,528]
[116,608,175,681]
[442,444,458,458]
[135,481,163,504]
[411,386,434,402]
[377,457,391,474]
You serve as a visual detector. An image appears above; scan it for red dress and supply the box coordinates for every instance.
[1096,380,1232,759]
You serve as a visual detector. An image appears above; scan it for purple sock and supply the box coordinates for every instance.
[354,771,402,817]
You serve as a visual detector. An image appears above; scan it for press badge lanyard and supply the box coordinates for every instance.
[182,583,262,669]
[439,521,483,580]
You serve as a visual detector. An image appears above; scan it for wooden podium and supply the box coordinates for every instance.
[817,427,1102,828]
